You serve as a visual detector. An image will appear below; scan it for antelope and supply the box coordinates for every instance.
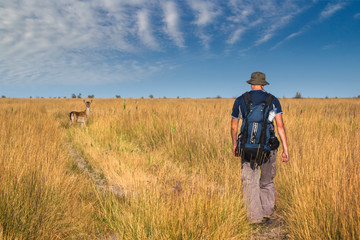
[69,100,93,128]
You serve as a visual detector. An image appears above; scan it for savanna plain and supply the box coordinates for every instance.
[0,98,359,240]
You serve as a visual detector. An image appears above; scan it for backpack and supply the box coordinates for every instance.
[235,92,274,169]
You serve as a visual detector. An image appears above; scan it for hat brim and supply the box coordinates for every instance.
[247,79,270,85]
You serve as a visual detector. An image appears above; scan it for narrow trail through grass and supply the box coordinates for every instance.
[62,99,253,239]
[65,125,290,239]
[62,99,294,239]
[250,214,288,239]
[65,141,125,197]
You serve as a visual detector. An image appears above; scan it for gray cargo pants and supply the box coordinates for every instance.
[241,150,277,223]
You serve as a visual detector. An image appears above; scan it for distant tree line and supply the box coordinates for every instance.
[70,93,95,98]
[2,92,359,99]
[294,92,302,99]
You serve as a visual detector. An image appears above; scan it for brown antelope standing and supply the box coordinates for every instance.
[69,100,93,128]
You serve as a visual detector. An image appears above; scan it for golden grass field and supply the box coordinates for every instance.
[0,98,359,239]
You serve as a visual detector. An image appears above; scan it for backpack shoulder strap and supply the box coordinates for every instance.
[242,92,252,105]
[259,93,275,147]
[242,92,252,117]
[239,92,252,149]
[264,93,274,108]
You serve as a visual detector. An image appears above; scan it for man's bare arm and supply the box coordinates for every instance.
[275,114,289,162]
[231,118,239,156]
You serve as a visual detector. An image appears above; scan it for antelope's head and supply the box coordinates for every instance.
[83,99,93,108]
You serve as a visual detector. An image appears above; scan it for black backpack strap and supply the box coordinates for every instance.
[264,93,274,109]
[260,93,274,143]
[239,92,252,157]
[258,93,275,160]
[242,92,252,117]
[243,92,252,103]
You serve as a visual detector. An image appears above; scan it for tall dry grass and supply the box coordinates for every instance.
[0,99,104,239]
[276,99,360,239]
[67,98,250,239]
[1,97,359,239]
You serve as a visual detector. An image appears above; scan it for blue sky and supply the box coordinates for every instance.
[1,0,360,98]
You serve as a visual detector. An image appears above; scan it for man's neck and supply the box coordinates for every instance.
[251,85,264,91]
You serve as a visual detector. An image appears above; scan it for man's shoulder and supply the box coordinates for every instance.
[268,93,280,102]
[269,94,280,103]
[234,93,246,103]
[266,92,278,99]
[261,91,280,102]
[232,94,246,111]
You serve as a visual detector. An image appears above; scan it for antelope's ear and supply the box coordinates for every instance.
[91,100,93,103]
[83,99,86,103]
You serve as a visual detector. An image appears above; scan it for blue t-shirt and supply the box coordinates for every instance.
[231,90,282,120]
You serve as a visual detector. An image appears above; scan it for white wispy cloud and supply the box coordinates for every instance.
[226,0,255,44]
[319,2,347,21]
[162,1,185,48]
[0,0,168,85]
[187,0,220,49]
[137,9,159,50]
[255,15,294,46]
[227,27,247,45]
[272,2,348,50]
[354,13,360,19]
[271,30,305,50]
[196,32,211,50]
[187,0,220,27]
[226,0,305,46]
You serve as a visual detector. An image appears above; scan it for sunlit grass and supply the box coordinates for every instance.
[0,99,99,239]
[276,99,360,240]
[0,98,359,239]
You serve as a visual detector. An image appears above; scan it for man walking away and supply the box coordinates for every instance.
[230,72,289,224]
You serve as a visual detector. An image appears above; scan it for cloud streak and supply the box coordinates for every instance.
[225,0,307,47]
[319,2,347,21]
[187,0,220,49]
[188,0,220,27]
[162,1,185,48]
[272,2,348,50]
[137,9,159,50]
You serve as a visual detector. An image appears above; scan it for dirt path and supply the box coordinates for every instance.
[67,139,289,239]
[250,214,288,240]
[66,142,125,197]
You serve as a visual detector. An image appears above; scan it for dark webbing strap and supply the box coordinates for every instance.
[259,93,274,151]
[242,92,252,116]
[240,92,252,150]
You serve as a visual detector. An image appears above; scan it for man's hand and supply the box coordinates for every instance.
[231,118,239,156]
[282,149,289,162]
[275,113,289,163]
[232,144,237,156]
